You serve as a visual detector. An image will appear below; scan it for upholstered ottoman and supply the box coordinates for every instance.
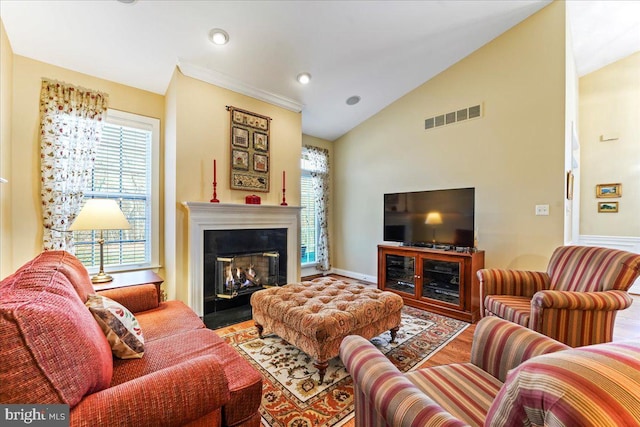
[250,277,404,383]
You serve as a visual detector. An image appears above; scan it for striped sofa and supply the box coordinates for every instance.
[477,245,640,347]
[340,316,640,427]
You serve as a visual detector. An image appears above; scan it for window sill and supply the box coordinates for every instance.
[86,264,162,275]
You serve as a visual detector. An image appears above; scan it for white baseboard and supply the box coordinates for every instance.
[301,266,377,284]
[330,268,377,284]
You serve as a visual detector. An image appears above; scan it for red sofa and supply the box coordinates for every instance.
[0,251,262,427]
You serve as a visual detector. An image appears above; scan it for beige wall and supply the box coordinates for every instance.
[168,70,302,301]
[301,134,334,274]
[333,1,567,276]
[5,55,164,274]
[1,21,14,278]
[579,52,640,237]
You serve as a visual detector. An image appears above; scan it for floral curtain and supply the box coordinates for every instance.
[40,79,109,251]
[302,145,331,271]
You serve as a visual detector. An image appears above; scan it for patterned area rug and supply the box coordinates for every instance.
[222,306,469,427]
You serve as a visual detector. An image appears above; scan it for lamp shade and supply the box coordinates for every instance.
[69,199,131,231]
[425,212,443,225]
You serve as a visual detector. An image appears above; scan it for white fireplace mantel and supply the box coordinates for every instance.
[183,202,302,316]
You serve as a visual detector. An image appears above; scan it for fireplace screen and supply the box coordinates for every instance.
[216,251,280,299]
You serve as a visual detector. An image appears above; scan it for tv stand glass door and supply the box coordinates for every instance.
[422,258,461,306]
[382,253,416,296]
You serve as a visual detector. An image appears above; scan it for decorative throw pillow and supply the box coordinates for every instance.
[85,294,145,359]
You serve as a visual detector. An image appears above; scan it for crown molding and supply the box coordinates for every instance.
[177,60,304,113]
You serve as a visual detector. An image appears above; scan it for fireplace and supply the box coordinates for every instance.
[202,227,287,326]
[183,202,301,321]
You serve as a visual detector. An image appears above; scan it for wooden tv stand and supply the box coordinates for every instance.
[377,245,485,323]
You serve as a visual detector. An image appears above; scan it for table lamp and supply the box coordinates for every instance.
[425,211,443,243]
[69,199,131,283]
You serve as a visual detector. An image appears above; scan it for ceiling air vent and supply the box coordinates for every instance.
[424,103,483,131]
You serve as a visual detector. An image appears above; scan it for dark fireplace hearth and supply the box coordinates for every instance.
[202,228,287,329]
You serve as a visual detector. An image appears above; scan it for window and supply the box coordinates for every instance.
[73,110,159,272]
[300,145,330,271]
[300,170,317,264]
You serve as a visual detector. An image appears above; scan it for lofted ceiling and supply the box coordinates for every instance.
[1,1,638,141]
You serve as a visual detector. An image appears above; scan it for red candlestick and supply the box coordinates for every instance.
[210,158,219,203]
[280,170,288,206]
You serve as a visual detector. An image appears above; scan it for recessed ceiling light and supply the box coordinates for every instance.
[297,72,311,85]
[209,28,229,45]
[117,0,137,3]
[346,95,361,106]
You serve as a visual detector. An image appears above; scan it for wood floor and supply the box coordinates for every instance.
[214,284,640,427]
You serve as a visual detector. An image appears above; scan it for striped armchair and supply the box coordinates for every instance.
[340,316,640,427]
[477,245,640,347]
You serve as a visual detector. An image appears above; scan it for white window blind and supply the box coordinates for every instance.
[74,110,159,271]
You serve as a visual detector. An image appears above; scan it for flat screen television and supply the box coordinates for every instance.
[384,188,475,248]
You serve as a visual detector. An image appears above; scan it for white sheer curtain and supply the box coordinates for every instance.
[302,145,331,271]
[40,79,109,251]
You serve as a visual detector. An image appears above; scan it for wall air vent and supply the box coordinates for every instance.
[468,105,481,119]
[425,117,435,129]
[424,103,483,131]
[445,112,456,124]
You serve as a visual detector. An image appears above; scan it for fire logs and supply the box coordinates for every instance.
[225,265,261,292]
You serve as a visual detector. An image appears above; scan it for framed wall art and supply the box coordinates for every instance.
[232,149,249,170]
[232,127,249,148]
[254,132,268,151]
[596,183,622,198]
[253,153,268,172]
[227,106,271,192]
[598,201,618,213]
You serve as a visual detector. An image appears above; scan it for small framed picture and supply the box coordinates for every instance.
[232,127,249,148]
[253,132,268,151]
[253,153,268,172]
[232,149,249,170]
[598,201,618,213]
[596,183,622,198]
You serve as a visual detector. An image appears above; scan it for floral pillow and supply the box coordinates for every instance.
[85,294,145,359]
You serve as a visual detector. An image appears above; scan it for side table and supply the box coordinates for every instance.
[93,270,164,303]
